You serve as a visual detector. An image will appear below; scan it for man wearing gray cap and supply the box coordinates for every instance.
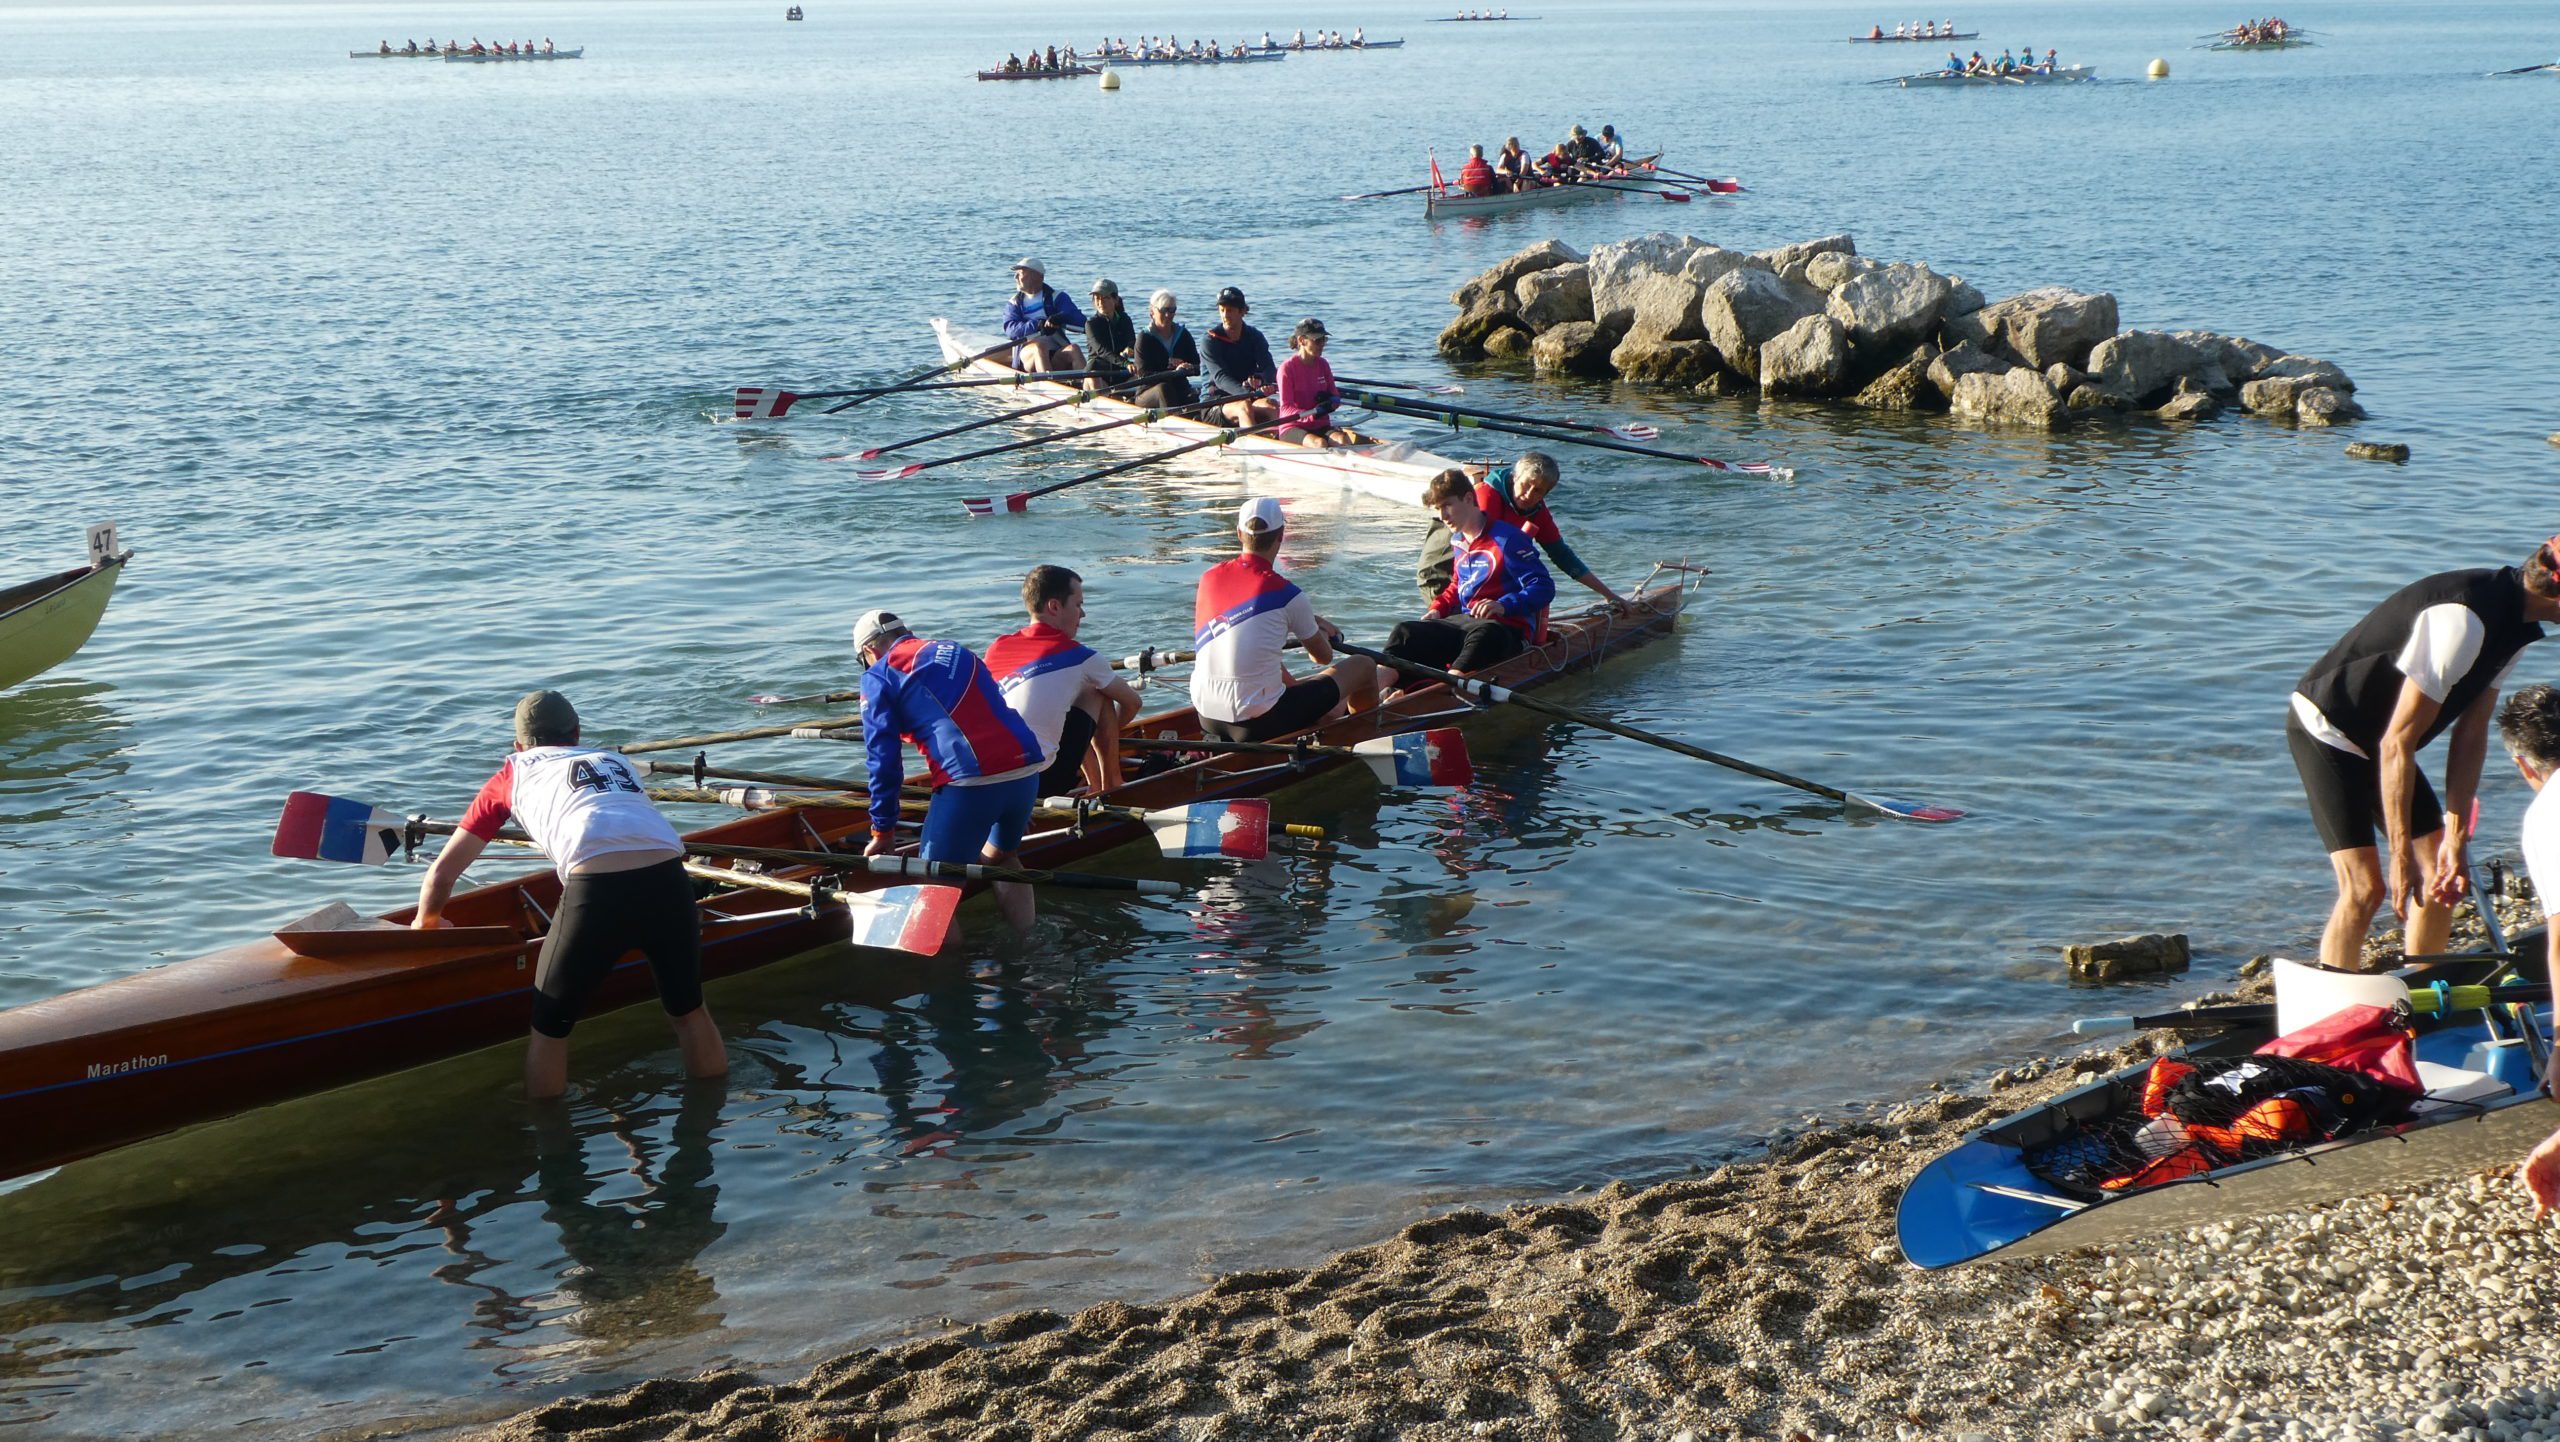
[1002,258,1086,375]
[1189,498,1378,741]
[414,689,726,1099]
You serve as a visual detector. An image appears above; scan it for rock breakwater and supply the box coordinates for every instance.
[1441,233,2366,431]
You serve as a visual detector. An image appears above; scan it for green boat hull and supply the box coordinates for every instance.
[0,556,128,691]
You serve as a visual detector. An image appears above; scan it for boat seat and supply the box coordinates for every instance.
[2411,1059,2512,1112]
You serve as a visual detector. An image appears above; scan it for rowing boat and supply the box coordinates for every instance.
[2206,36,2312,48]
[1897,945,2553,1269]
[1850,31,1978,41]
[930,318,1466,508]
[0,581,1686,1182]
[1423,156,1667,218]
[0,526,133,693]
[977,65,1099,80]
[1254,39,1405,51]
[440,47,583,62]
[1095,49,1284,66]
[1894,63,2095,85]
[1429,15,1538,20]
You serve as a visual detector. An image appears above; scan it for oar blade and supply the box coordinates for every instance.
[1848,792,1967,823]
[961,494,1031,517]
[1353,728,1474,789]
[734,387,800,421]
[848,463,924,480]
[844,883,960,955]
[1145,798,1272,860]
[1606,423,1662,441]
[272,791,406,865]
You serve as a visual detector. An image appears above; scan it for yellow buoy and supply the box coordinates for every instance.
[2147,57,2169,77]
[1099,65,1120,89]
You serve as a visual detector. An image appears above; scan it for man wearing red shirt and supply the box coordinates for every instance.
[1416,450,1630,613]
[1383,470,1556,686]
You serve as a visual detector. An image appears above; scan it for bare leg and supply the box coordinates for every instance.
[670,1006,727,1080]
[1323,657,1380,718]
[1082,694,1124,790]
[2403,825,2454,960]
[525,1031,570,1099]
[986,846,1035,934]
[2319,846,2386,971]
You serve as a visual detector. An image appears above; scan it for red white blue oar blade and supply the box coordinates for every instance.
[1145,798,1271,860]
[844,883,960,955]
[734,387,800,421]
[1605,423,1662,441]
[272,791,406,865]
[1847,791,1966,823]
[1353,728,1473,789]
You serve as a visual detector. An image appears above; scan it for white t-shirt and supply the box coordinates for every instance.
[2292,602,2525,758]
[2521,780,2560,920]
[1189,555,1322,724]
[462,746,683,876]
[985,623,1118,761]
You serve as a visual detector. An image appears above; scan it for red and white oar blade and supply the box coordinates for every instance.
[1416,382,1464,395]
[848,463,924,480]
[1848,792,1967,824]
[1655,189,1692,203]
[1352,728,1474,789]
[734,387,800,421]
[1703,178,1744,193]
[272,791,406,865]
[1605,423,1662,441]
[961,493,1030,517]
[1144,798,1272,860]
[1704,459,1796,480]
[845,883,960,954]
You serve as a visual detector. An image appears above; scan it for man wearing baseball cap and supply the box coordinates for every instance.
[413,689,726,1099]
[1001,258,1086,375]
[1189,498,1377,741]
[1200,285,1278,428]
[852,609,1047,932]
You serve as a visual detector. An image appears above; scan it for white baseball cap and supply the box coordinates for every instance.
[1237,497,1286,534]
[1012,257,1045,276]
[852,609,908,653]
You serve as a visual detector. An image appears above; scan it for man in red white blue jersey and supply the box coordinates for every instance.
[987,565,1142,797]
[413,689,726,1099]
[1383,469,1555,688]
[1189,497,1378,742]
[854,609,1046,931]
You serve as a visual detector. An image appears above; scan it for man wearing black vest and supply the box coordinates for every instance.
[2289,539,2560,971]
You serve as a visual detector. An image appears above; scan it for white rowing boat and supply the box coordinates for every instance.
[929,319,1462,509]
[1254,39,1405,51]
[1094,49,1285,67]
[1423,157,1667,218]
[441,47,583,62]
[1894,63,2094,85]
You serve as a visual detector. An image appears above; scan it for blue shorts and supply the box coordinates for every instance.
[920,774,1038,863]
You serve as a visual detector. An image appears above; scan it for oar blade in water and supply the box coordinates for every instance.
[1146,798,1272,860]
[272,791,406,865]
[1353,728,1473,789]
[961,493,1032,516]
[734,387,800,420]
[1605,423,1662,441]
[1849,791,1967,823]
[844,883,960,955]
[847,462,925,479]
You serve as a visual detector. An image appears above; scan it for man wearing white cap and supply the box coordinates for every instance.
[1002,258,1086,375]
[1189,498,1378,742]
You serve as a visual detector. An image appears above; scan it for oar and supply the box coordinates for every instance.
[1645,166,1746,193]
[1119,727,1474,787]
[1327,639,1965,822]
[737,371,1111,421]
[1338,387,1661,441]
[820,370,1174,462]
[657,783,1322,860]
[1351,391,1785,474]
[678,860,961,955]
[1340,182,1442,201]
[2490,61,2559,75]
[687,839,1186,894]
[745,640,1309,705]
[2073,983,2552,1038]
[822,339,1017,415]
[962,415,1297,515]
[850,392,1221,482]
[1337,375,1465,396]
[619,714,861,754]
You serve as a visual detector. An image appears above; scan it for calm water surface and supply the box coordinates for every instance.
[3,0,2556,1434]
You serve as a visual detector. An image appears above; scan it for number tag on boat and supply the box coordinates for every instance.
[1148,799,1271,860]
[1352,729,1473,789]
[272,791,406,866]
[844,883,960,955]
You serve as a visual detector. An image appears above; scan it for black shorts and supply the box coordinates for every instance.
[531,857,703,1039]
[1386,615,1526,677]
[1036,704,1098,796]
[1205,675,1342,742]
[2287,711,2441,855]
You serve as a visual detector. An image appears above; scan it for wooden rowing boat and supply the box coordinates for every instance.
[440,47,583,62]
[0,582,1688,1182]
[1894,63,2095,86]
[1849,31,1978,41]
[977,65,1099,81]
[0,526,132,693]
[930,318,1465,508]
[1423,156,1666,218]
[1897,942,2553,1269]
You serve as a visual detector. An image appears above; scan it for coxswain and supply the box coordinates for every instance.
[850,609,1046,934]
[989,567,1142,798]
[1201,286,1278,427]
[1380,471,1556,694]
[1870,24,1885,39]
[1134,290,1200,409]
[1082,278,1136,391]
[1002,258,1086,374]
[1414,450,1631,614]
[1494,136,1530,191]
[2488,685,2560,1219]
[1191,499,1379,742]
[1274,318,1357,449]
[1457,143,1499,196]
[413,691,724,1099]
[2289,538,2560,971]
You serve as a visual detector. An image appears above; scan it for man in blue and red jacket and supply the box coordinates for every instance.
[1383,469,1556,690]
[1001,257,1087,375]
[855,608,1046,931]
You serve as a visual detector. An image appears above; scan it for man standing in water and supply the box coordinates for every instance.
[2289,540,2560,970]
[2488,684,2560,1218]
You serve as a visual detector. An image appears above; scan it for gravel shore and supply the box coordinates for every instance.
[473,916,2560,1442]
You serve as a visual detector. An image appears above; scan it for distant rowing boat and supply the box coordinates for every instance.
[433,47,582,62]
[1850,31,1978,41]
[1429,14,1537,19]
[1894,63,2094,86]
[1096,49,1284,66]
[1423,156,1671,218]
[1253,39,1404,51]
[0,526,133,693]
[977,65,1099,80]
[2206,36,2312,48]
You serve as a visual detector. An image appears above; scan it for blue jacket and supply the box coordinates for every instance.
[1001,286,1087,341]
[860,637,1043,835]
[1200,323,1277,397]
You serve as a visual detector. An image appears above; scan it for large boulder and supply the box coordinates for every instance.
[1586,232,1711,332]
[2296,387,2365,426]
[1611,334,1721,385]
[1950,367,2065,429]
[2239,375,2308,416]
[1531,320,1619,378]
[1759,313,1851,395]
[2067,383,2127,413]
[1850,344,1940,411]
[1926,340,2010,401]
[2261,355,2355,393]
[1481,327,1534,360]
[1436,290,1524,360]
[1826,262,1956,356]
[2172,330,2277,388]
[1804,251,1879,294]
[1700,267,1823,379]
[1751,233,1857,276]
[1943,277,1986,317]
[1975,287,2119,369]
[2088,330,2216,406]
[2154,376,2223,422]
[1452,239,1584,309]
[1516,263,1594,331]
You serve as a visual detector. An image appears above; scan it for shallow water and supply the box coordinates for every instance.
[3,0,2556,1434]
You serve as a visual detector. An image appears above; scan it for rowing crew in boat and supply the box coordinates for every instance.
[2220,17,2294,44]
[1449,9,1512,18]
[1874,20,1960,38]
[997,45,1082,74]
[1945,45,2059,74]
[379,37,557,55]
[1456,124,1627,195]
[1266,27,1363,48]
[1086,35,1260,61]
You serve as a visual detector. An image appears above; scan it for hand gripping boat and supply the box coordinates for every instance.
[1898,941,2555,1269]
